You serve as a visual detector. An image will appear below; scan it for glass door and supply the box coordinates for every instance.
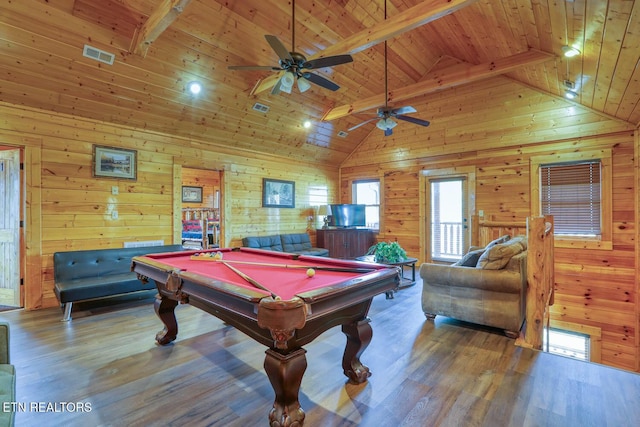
[429,177,468,262]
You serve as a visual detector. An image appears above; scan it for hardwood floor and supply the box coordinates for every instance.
[2,280,639,426]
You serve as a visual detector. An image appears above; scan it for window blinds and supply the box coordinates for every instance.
[540,161,601,236]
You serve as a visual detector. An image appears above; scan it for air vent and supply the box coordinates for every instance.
[124,240,164,248]
[337,131,348,138]
[252,102,270,113]
[83,44,115,65]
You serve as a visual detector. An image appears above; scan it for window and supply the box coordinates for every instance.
[531,150,611,249]
[353,180,380,229]
[540,161,601,236]
[544,328,590,361]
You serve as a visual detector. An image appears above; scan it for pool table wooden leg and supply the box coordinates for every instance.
[154,294,179,345]
[264,348,307,427]
[341,317,373,384]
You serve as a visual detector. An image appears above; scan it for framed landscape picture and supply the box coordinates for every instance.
[262,178,295,208]
[93,145,137,180]
[182,186,203,203]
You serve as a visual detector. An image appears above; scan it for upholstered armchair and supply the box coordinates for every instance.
[420,236,527,338]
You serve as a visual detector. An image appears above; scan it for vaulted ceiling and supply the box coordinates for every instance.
[1,0,639,165]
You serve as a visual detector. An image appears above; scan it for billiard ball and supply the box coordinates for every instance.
[306,268,315,278]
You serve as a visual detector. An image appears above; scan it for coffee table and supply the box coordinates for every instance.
[355,255,418,298]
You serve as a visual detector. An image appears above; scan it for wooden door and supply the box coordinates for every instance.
[0,149,20,307]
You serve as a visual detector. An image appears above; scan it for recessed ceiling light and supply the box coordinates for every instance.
[562,45,581,58]
[188,81,202,95]
[303,120,312,128]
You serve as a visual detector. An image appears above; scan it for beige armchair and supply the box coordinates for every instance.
[420,237,527,338]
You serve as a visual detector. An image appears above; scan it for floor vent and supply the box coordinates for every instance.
[337,130,348,138]
[252,102,270,113]
[83,44,115,65]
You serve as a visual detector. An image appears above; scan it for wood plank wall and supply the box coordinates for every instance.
[0,102,338,312]
[340,79,638,372]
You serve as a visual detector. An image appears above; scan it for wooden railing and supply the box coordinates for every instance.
[521,216,555,350]
[472,214,555,350]
[432,221,465,258]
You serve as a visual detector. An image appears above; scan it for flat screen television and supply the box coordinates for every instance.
[329,204,366,228]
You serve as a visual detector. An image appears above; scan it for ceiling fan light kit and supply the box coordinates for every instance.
[376,118,397,130]
[227,0,352,95]
[347,0,431,136]
[297,76,311,92]
[280,72,295,94]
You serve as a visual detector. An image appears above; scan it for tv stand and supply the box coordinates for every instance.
[316,228,376,259]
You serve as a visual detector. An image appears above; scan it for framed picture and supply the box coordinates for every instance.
[93,145,137,180]
[182,186,203,203]
[263,178,295,208]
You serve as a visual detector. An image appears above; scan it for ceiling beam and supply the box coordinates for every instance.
[251,0,479,95]
[314,0,478,58]
[131,0,194,56]
[322,49,557,121]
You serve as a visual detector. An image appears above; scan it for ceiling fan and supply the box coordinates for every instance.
[348,1,431,136]
[227,0,353,95]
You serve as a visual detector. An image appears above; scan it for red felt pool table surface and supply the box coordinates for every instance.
[140,247,381,300]
[131,246,399,426]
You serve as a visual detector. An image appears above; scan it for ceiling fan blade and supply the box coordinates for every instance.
[228,65,281,71]
[265,35,293,62]
[271,74,283,95]
[396,115,431,127]
[302,72,340,91]
[303,55,353,69]
[348,118,378,132]
[391,106,417,115]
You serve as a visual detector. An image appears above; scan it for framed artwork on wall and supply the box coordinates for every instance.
[182,186,203,203]
[93,145,137,180]
[262,178,295,208]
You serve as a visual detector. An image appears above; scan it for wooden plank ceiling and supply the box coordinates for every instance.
[1,0,638,165]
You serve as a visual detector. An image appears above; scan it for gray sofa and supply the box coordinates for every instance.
[0,322,15,426]
[242,233,329,257]
[54,244,185,321]
[420,235,527,338]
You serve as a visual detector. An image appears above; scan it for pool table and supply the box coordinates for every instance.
[131,247,399,426]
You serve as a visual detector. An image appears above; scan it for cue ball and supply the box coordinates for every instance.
[306,268,315,278]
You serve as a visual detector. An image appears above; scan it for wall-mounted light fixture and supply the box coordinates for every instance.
[565,90,578,100]
[562,45,581,58]
[563,80,578,100]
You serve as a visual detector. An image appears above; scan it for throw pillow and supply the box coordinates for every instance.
[453,248,485,267]
[484,234,511,250]
[476,236,526,270]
